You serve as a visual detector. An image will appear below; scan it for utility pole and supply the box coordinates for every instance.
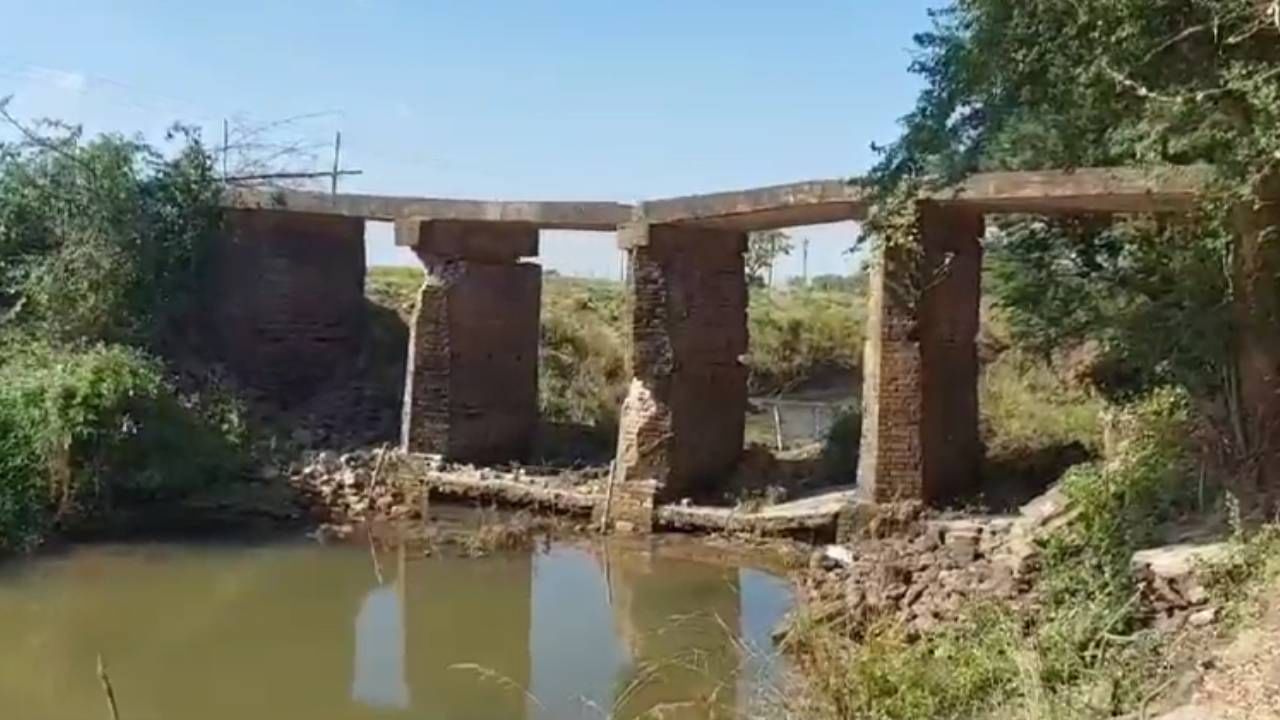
[802,237,810,287]
[331,131,343,195]
[221,118,229,182]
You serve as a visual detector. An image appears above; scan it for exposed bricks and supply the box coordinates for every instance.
[614,223,748,519]
[857,204,984,505]
[399,221,541,463]
[211,209,366,406]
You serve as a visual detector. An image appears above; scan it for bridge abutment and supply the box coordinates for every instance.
[398,220,541,463]
[610,223,748,529]
[212,209,366,405]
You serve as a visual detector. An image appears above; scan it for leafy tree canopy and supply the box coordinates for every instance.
[871,1,1280,399]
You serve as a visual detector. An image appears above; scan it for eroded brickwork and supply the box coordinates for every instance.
[400,221,541,463]
[211,210,366,406]
[858,204,984,505]
[857,241,924,503]
[614,223,748,515]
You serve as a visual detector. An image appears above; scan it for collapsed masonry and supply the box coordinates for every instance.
[218,165,1278,531]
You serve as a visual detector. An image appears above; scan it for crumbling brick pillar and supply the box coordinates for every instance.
[857,203,984,504]
[610,223,748,530]
[210,209,366,406]
[398,220,541,463]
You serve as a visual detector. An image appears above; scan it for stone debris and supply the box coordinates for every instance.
[802,513,1026,639]
[288,449,605,540]
[1132,542,1232,631]
[798,483,1234,642]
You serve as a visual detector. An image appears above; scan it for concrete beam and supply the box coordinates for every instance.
[635,166,1212,231]
[933,165,1212,215]
[639,180,868,230]
[396,219,539,261]
[225,187,633,231]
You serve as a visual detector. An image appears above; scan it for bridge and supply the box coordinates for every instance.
[217,165,1274,530]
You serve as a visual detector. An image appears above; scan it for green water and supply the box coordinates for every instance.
[0,539,792,719]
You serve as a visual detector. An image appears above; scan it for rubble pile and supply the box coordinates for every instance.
[804,512,1038,638]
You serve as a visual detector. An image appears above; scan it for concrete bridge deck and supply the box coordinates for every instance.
[226,165,1210,230]
[216,164,1253,532]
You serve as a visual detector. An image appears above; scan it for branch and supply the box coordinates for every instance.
[0,99,92,171]
[1140,23,1210,64]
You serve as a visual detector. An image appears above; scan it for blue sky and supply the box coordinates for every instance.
[0,0,940,278]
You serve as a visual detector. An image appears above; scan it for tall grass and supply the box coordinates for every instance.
[786,389,1277,720]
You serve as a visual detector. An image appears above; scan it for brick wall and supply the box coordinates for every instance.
[211,209,366,406]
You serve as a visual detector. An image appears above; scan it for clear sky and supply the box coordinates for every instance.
[0,0,940,279]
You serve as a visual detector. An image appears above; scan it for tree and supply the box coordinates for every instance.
[865,1,1280,391]
[745,230,793,287]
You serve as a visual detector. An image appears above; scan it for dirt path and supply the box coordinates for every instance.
[1159,580,1280,720]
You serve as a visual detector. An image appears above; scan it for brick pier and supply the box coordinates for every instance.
[398,219,542,463]
[610,223,749,529]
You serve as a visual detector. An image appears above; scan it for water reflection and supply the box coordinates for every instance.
[352,545,408,710]
[0,539,790,720]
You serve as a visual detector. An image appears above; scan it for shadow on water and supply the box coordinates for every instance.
[0,537,793,720]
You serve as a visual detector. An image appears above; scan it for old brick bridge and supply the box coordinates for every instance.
[219,166,1278,530]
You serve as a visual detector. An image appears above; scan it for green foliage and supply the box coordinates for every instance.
[872,0,1280,187]
[865,0,1280,401]
[981,349,1105,458]
[748,288,865,395]
[0,341,243,550]
[746,230,793,286]
[789,605,1022,720]
[364,264,424,320]
[0,121,222,346]
[987,214,1235,399]
[538,277,629,433]
[791,390,1216,719]
[0,116,239,550]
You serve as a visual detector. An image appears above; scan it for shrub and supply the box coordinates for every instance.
[538,277,629,433]
[748,288,865,395]
[0,119,239,550]
[0,341,243,550]
[789,389,1216,719]
[0,125,222,348]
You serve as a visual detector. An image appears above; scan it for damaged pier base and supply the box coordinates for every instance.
[608,223,749,531]
[399,220,541,463]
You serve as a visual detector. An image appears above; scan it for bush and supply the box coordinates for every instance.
[538,277,629,432]
[0,119,240,551]
[748,288,865,395]
[789,605,1022,720]
[980,350,1104,459]
[790,389,1215,719]
[0,125,222,347]
[0,342,243,550]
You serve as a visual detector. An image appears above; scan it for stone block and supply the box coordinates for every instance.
[397,219,539,263]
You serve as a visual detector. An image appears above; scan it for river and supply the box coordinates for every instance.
[0,538,793,719]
